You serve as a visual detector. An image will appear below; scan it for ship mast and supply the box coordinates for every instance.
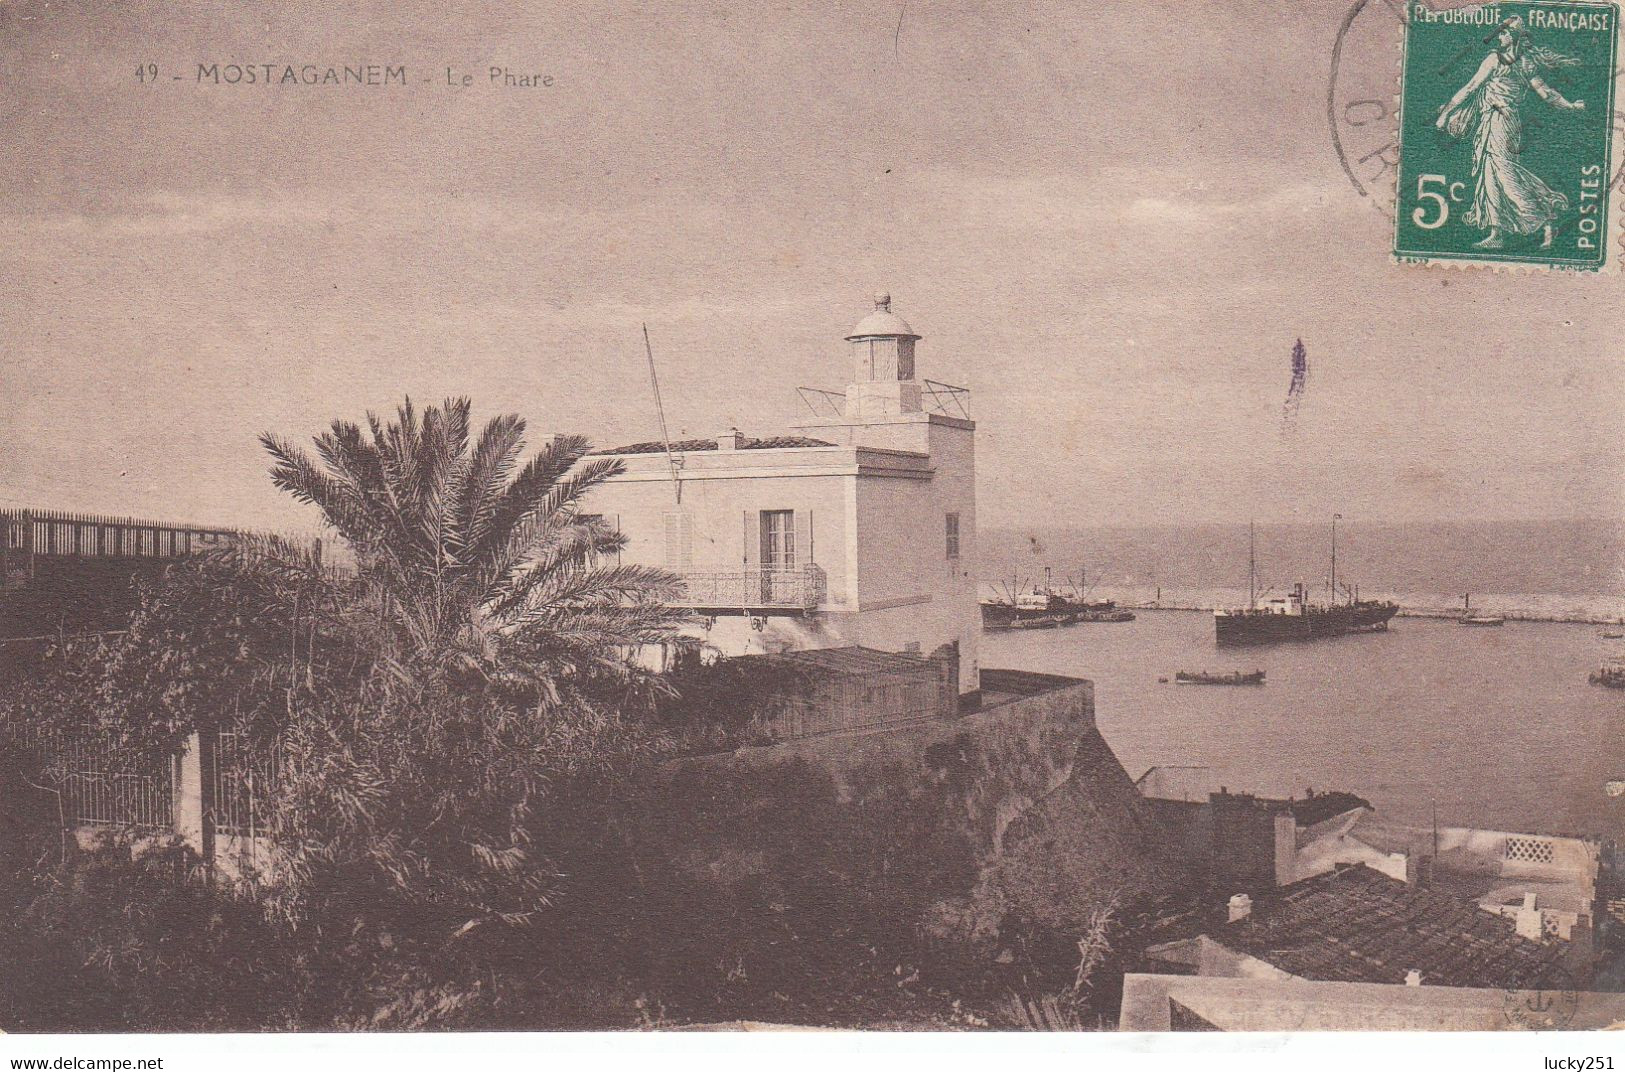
[1248,520,1256,609]
[1330,512,1342,606]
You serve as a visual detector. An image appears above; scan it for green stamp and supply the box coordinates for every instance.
[1395,1,1619,269]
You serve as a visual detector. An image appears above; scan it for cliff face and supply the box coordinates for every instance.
[642,670,1185,944]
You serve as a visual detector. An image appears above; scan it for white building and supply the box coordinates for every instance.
[589,294,980,698]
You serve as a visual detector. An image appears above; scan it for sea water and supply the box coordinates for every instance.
[980,519,1625,622]
[981,610,1625,836]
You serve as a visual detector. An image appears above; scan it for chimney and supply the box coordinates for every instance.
[716,428,745,451]
[1515,891,1544,941]
[1227,893,1252,922]
[1411,853,1434,889]
[1405,969,1422,987]
[1273,812,1297,887]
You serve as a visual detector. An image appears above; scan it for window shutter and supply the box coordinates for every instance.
[663,511,693,569]
[742,510,756,568]
[794,509,811,572]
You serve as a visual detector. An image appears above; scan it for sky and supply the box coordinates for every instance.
[2,0,1621,534]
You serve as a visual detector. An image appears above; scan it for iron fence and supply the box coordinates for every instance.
[0,508,238,561]
[212,730,278,839]
[5,726,177,830]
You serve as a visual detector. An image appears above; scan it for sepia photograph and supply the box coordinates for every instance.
[1,0,1622,1064]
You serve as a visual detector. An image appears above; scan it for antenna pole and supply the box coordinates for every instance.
[642,324,682,504]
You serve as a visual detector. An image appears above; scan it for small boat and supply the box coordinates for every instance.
[1174,669,1266,686]
[1590,666,1625,689]
[1014,613,1067,630]
[1601,631,1624,640]
[1457,594,1504,626]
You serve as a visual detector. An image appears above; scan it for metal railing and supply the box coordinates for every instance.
[795,381,971,421]
[670,565,826,611]
[0,508,238,561]
[922,379,971,420]
[14,731,177,831]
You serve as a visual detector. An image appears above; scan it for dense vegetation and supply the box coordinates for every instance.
[0,397,1182,1030]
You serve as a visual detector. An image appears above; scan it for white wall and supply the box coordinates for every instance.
[851,426,978,692]
[593,452,854,603]
[589,416,981,694]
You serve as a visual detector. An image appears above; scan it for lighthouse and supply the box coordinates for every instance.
[843,292,924,419]
[589,292,981,697]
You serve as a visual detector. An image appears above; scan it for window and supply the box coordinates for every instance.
[760,510,796,571]
[945,512,961,559]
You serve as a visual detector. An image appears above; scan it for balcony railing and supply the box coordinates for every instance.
[671,565,826,613]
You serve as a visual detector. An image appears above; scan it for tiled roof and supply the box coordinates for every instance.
[1135,769,1371,821]
[593,435,834,455]
[1213,864,1566,989]
[1286,791,1372,828]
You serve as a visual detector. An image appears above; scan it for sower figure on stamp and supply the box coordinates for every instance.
[1435,15,1586,250]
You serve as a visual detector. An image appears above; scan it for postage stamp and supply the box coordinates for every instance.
[1394,1,1620,270]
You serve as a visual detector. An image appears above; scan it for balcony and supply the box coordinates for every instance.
[671,565,827,614]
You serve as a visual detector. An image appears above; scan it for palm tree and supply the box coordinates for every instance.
[258,397,688,688]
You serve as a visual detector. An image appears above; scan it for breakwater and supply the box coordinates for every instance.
[981,582,1625,626]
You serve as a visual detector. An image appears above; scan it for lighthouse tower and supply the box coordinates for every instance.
[793,291,980,694]
[844,292,924,419]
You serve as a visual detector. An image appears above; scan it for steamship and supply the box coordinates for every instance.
[1214,519,1398,646]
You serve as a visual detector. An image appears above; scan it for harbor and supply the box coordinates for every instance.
[985,607,1625,834]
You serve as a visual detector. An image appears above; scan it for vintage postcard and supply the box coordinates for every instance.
[2,0,1624,1066]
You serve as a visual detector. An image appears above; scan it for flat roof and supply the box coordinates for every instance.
[1121,973,1625,1031]
[593,435,833,456]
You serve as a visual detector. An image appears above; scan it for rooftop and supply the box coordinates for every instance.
[592,434,834,456]
[1121,973,1625,1032]
[845,292,919,340]
[1134,767,1371,826]
[1282,791,1373,828]
[1198,864,1567,989]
